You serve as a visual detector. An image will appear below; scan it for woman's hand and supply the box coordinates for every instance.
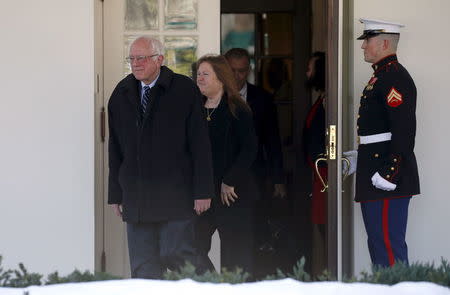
[221,182,239,206]
[194,198,211,215]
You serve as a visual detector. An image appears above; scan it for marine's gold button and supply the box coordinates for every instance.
[391,167,395,171]
[374,153,379,158]
[386,175,390,179]
[393,158,398,162]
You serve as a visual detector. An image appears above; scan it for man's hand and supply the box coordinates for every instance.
[111,204,123,218]
[343,150,358,175]
[221,182,238,206]
[194,199,211,215]
[273,183,287,198]
[371,172,396,191]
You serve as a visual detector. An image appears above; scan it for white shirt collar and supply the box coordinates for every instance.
[141,73,160,90]
[239,82,248,101]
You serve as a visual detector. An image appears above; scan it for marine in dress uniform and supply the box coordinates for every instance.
[354,18,420,267]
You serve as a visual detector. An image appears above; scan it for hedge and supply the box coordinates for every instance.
[1,255,449,288]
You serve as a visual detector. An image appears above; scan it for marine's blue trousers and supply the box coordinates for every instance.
[361,197,411,267]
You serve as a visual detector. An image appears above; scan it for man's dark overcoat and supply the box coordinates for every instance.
[246,82,284,185]
[108,66,215,222]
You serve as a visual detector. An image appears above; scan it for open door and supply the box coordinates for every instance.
[98,0,221,278]
[219,0,354,279]
[318,0,353,280]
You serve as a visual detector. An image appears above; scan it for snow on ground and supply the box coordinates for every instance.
[1,278,449,295]
[0,289,21,295]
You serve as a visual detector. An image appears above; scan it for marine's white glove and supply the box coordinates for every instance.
[343,150,358,175]
[371,172,396,191]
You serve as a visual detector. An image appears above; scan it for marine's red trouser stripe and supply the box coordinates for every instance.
[382,199,395,266]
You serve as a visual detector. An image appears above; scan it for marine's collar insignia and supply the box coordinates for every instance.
[387,87,403,107]
[365,76,378,91]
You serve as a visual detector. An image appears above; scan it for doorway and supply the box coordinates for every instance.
[221,0,314,277]
[221,9,301,278]
[95,0,353,280]
[220,0,354,279]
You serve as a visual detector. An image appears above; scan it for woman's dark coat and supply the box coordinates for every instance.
[207,97,258,206]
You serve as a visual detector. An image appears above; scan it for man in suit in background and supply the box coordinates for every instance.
[108,36,214,279]
[225,48,286,274]
[225,48,286,200]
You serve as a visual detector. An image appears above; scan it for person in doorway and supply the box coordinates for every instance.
[195,54,258,275]
[303,51,327,276]
[107,36,215,279]
[351,18,420,267]
[224,48,286,199]
[304,51,327,228]
[224,49,286,267]
[267,58,293,101]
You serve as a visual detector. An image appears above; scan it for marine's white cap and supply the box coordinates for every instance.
[357,18,405,40]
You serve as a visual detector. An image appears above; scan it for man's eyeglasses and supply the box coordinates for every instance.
[125,54,159,63]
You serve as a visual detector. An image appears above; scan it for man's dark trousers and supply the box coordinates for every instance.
[127,218,197,279]
[361,197,411,267]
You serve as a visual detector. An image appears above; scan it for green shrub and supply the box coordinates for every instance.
[2,254,450,288]
[0,256,12,286]
[355,259,450,287]
[0,255,118,287]
[163,262,250,284]
[166,257,450,288]
[264,257,313,281]
[165,257,334,283]
[46,270,119,285]
[0,258,42,288]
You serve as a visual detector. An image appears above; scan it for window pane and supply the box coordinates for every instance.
[164,36,198,77]
[221,13,255,55]
[164,0,198,30]
[125,0,159,31]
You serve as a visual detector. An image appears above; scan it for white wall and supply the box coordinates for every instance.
[351,0,450,274]
[0,1,95,275]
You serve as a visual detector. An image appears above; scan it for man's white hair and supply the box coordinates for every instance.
[130,36,165,57]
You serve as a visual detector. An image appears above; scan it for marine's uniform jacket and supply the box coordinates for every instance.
[355,54,420,202]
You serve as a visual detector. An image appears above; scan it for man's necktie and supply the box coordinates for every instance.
[142,85,151,114]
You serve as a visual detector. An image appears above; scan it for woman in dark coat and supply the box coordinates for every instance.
[195,54,258,275]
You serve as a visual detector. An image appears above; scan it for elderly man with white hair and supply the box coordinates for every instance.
[108,36,214,279]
